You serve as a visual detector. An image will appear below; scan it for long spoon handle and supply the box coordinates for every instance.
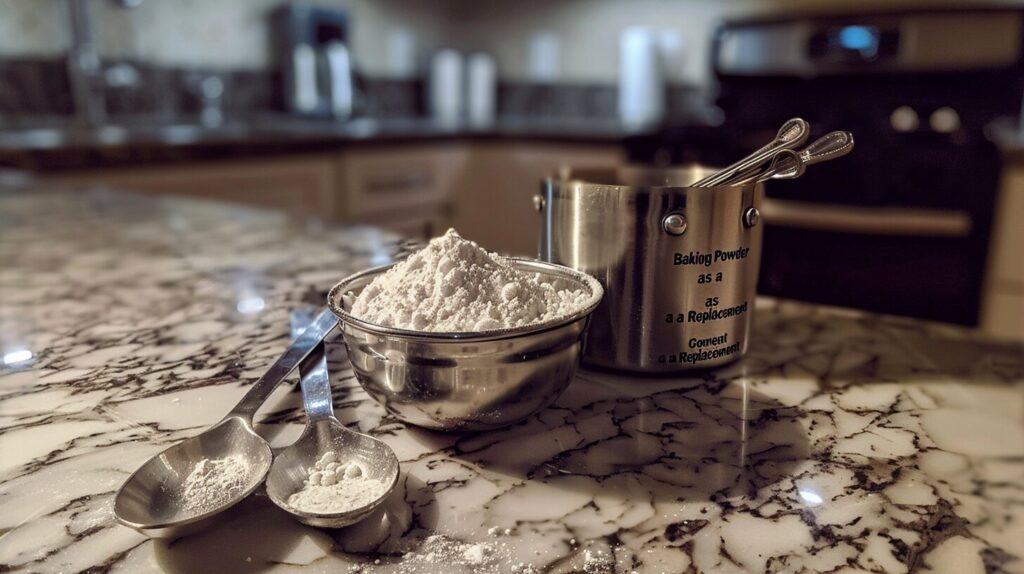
[727,131,855,185]
[798,130,855,167]
[760,130,855,182]
[692,117,809,187]
[727,148,803,186]
[227,307,338,423]
[299,345,336,422]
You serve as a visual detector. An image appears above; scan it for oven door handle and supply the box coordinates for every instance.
[760,199,974,237]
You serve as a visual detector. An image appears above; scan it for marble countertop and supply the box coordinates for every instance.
[1,188,1022,574]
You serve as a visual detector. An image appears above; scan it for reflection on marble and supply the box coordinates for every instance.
[1,189,1022,573]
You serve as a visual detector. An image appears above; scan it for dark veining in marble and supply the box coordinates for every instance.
[0,188,1021,573]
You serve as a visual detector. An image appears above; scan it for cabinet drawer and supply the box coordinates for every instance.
[340,145,466,217]
[982,288,1024,340]
[357,203,449,240]
[992,169,1024,285]
[47,155,336,217]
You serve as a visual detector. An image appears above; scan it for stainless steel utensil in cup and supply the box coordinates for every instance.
[327,259,604,431]
[538,165,764,373]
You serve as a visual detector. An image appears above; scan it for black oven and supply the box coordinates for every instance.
[630,8,1023,325]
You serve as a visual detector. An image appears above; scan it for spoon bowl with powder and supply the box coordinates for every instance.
[266,347,400,528]
[114,309,339,538]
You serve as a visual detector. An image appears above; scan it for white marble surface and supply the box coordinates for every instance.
[1,189,1022,574]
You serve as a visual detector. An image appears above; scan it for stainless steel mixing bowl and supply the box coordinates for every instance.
[327,258,604,431]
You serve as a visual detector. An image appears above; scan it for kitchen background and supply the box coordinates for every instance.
[1,0,1022,340]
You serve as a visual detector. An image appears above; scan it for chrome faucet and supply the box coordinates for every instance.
[66,0,142,126]
[67,0,105,126]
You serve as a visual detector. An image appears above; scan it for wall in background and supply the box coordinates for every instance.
[0,0,453,76]
[2,0,1022,83]
[450,0,738,85]
[448,0,1024,85]
[0,1,66,57]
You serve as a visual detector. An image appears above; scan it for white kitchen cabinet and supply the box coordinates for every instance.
[982,163,1024,340]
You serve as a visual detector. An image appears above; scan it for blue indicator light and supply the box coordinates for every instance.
[838,26,878,52]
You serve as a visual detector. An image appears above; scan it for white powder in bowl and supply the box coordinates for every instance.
[180,454,249,515]
[351,229,597,332]
[286,452,389,514]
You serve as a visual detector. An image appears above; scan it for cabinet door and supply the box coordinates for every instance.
[982,165,1024,340]
[337,144,467,218]
[453,142,624,256]
[47,154,337,218]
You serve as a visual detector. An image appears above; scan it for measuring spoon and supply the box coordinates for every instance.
[265,346,400,528]
[113,308,339,538]
[692,117,810,187]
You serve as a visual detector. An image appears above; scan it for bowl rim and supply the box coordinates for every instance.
[327,257,604,342]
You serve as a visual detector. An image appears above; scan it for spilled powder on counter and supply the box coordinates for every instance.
[287,452,389,514]
[180,454,248,515]
[351,229,597,332]
[344,530,621,574]
[390,534,509,574]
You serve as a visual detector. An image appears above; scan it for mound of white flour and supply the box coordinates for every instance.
[351,229,595,332]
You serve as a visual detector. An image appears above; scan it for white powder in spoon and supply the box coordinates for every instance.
[351,229,597,332]
[286,452,389,514]
[180,454,249,515]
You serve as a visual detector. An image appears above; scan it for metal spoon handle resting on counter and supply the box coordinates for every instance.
[691,117,810,187]
[227,307,339,422]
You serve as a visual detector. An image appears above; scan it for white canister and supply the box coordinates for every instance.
[467,53,496,127]
[386,27,417,79]
[430,50,464,125]
[619,27,665,130]
[528,32,561,83]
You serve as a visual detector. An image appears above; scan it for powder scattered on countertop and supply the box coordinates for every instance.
[391,535,508,574]
[287,452,389,514]
[180,455,248,515]
[351,229,598,332]
[344,531,623,574]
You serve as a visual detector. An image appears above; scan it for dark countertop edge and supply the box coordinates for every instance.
[0,126,637,173]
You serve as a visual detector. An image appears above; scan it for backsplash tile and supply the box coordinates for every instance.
[497,82,617,119]
[0,59,72,117]
[360,77,425,119]
[0,58,711,124]
[0,58,281,122]
[498,81,712,123]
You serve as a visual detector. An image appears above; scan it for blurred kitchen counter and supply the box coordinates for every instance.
[0,115,634,172]
[0,187,1021,572]
[0,115,631,257]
